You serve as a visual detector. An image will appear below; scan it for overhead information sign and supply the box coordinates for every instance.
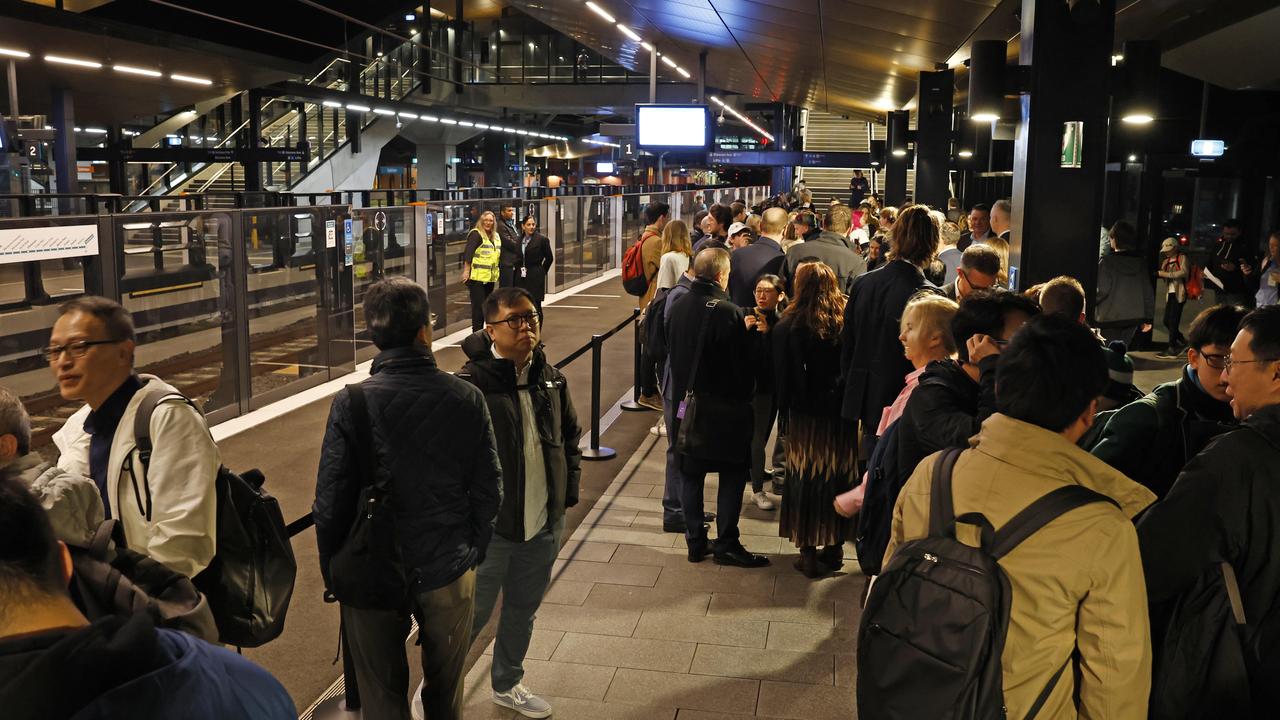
[706,151,872,167]
[0,224,99,265]
[1191,139,1225,157]
[78,147,310,163]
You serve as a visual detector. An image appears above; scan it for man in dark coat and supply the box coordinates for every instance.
[957,203,992,252]
[1137,305,1280,714]
[839,205,940,460]
[457,287,581,719]
[780,204,866,295]
[1209,219,1258,308]
[728,207,786,307]
[496,205,521,287]
[0,476,296,720]
[314,277,502,720]
[1090,304,1246,498]
[666,248,770,568]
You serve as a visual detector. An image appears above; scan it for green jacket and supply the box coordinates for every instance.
[1090,365,1235,499]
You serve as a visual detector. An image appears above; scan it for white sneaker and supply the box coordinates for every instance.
[493,683,553,718]
[649,420,667,437]
[752,491,775,510]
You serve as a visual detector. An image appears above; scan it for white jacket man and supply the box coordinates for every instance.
[46,298,218,579]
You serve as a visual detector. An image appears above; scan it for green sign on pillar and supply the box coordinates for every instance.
[1061,121,1084,168]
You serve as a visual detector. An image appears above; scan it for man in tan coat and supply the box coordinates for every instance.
[884,314,1156,718]
[637,201,670,409]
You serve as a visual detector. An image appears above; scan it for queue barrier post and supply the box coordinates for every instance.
[580,333,617,461]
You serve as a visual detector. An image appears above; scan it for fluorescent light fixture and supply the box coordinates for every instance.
[113,64,161,77]
[517,129,529,135]
[676,67,691,78]
[458,120,474,127]
[421,115,439,122]
[475,123,489,129]
[373,108,395,115]
[46,55,102,69]
[171,73,212,85]
[0,47,30,59]
[971,112,999,122]
[440,118,457,124]
[641,42,654,52]
[405,13,416,20]
[585,2,615,23]
[617,24,641,42]
[892,149,908,156]
[958,150,974,158]
[398,111,418,119]
[1122,114,1153,125]
[346,103,371,112]
[83,128,108,134]
[582,138,621,147]
[323,100,342,107]
[73,127,83,132]
[504,127,518,133]
[172,173,188,184]
[660,55,676,68]
[1128,154,1138,161]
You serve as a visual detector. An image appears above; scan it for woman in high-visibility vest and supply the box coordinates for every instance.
[463,210,502,331]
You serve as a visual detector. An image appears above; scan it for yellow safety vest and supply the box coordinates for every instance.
[469,230,500,283]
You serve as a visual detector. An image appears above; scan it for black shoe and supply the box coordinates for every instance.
[687,538,711,563]
[663,518,687,534]
[713,542,771,568]
[816,544,845,572]
[703,512,716,523]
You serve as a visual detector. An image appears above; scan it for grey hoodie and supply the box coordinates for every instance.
[3,453,104,546]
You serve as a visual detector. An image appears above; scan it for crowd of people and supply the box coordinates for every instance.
[3,182,1280,719]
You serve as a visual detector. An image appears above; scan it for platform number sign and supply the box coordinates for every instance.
[1061,121,1083,169]
[343,218,354,267]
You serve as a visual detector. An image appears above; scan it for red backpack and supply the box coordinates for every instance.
[1186,262,1205,300]
[622,230,657,296]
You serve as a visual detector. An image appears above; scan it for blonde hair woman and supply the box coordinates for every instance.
[463,210,501,330]
[654,220,693,290]
[985,234,1011,286]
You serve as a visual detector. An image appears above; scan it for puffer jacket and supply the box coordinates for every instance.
[4,453,104,547]
[313,345,503,592]
[886,414,1157,719]
[457,333,583,542]
[1096,250,1154,326]
[52,374,219,579]
[893,357,999,481]
[1137,402,1280,712]
[1090,365,1236,499]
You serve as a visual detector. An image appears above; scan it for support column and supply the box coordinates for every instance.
[1011,0,1117,292]
[49,87,77,197]
[244,90,263,191]
[769,102,793,195]
[884,110,909,206]
[345,61,362,155]
[914,69,954,208]
[484,134,509,187]
[416,143,454,190]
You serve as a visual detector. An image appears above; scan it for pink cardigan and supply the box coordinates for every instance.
[834,367,926,516]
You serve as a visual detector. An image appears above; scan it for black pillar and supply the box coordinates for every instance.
[1010,0,1116,293]
[107,125,127,195]
[914,69,954,208]
[49,87,77,197]
[484,135,508,187]
[244,90,263,191]
[345,62,362,155]
[884,110,909,206]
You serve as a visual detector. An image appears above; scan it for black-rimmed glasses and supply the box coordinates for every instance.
[42,339,125,363]
[489,312,540,331]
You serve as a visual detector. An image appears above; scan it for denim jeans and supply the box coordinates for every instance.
[470,518,562,692]
[662,396,684,523]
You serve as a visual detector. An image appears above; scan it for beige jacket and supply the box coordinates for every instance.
[638,224,664,310]
[885,413,1156,719]
[53,375,219,578]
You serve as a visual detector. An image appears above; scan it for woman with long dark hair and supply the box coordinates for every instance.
[513,214,554,321]
[772,261,857,577]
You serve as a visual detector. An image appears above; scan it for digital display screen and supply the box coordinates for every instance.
[1190,139,1225,157]
[596,162,615,173]
[636,105,710,150]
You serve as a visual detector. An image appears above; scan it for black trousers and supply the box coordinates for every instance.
[467,280,494,332]
[679,462,747,547]
[1163,294,1186,346]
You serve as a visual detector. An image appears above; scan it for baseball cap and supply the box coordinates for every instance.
[728,222,750,237]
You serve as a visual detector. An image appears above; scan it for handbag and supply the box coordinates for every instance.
[327,384,410,611]
[675,300,752,463]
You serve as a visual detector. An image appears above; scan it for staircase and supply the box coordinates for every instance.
[799,111,917,207]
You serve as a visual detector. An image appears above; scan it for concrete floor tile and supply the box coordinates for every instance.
[766,620,858,655]
[542,579,594,606]
[835,600,862,629]
[539,695,678,720]
[557,539,619,563]
[591,495,667,513]
[482,628,565,661]
[634,611,769,648]
[756,680,856,720]
[582,508,641,527]
[533,602,642,637]
[604,668,760,714]
[675,711,758,720]
[653,565,777,597]
[551,632,697,673]
[738,535,784,556]
[630,511,665,529]
[584,582,713,615]
[555,559,663,587]
[771,566,865,605]
[570,525,679,548]
[602,483,659,498]
[610,543,698,568]
[690,644,834,685]
[707,593,834,626]
[736,515,784,537]
[648,485,669,498]
[517,658,619,702]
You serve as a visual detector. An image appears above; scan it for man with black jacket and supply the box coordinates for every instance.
[894,290,1038,478]
[457,287,581,719]
[665,248,770,567]
[314,277,502,720]
[1137,305,1280,714]
[497,205,521,287]
[1090,304,1245,498]
[1209,219,1257,308]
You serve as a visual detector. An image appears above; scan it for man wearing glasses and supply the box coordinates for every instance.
[940,244,1001,302]
[457,286,582,719]
[1137,305,1280,715]
[48,297,219,579]
[1091,304,1247,498]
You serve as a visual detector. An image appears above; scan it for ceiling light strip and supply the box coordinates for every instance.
[710,95,775,141]
[46,55,102,69]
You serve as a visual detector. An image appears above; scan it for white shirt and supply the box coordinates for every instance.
[656,251,691,290]
[492,345,549,540]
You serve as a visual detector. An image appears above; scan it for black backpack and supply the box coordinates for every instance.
[69,519,219,643]
[858,448,1118,720]
[853,417,908,577]
[132,387,297,648]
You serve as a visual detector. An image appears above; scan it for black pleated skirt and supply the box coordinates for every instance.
[778,410,859,548]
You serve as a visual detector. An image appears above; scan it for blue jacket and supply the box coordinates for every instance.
[0,614,295,720]
[314,345,503,592]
